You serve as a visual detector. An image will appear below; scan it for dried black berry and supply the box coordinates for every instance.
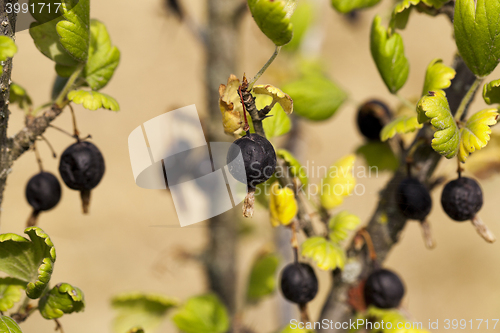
[364,269,405,309]
[227,133,276,188]
[441,177,483,221]
[59,141,105,214]
[280,262,318,305]
[25,172,61,226]
[396,177,432,221]
[356,100,391,141]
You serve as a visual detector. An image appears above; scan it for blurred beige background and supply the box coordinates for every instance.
[2,0,500,332]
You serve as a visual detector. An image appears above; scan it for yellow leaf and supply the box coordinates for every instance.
[380,115,423,141]
[219,75,244,135]
[320,154,356,210]
[459,108,499,162]
[269,182,298,227]
[252,84,293,114]
[328,211,361,243]
[301,237,345,270]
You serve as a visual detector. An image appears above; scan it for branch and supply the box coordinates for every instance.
[9,105,63,161]
[0,1,18,221]
[318,56,477,332]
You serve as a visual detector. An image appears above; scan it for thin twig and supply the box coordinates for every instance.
[247,46,281,90]
[54,319,65,333]
[68,103,80,140]
[33,141,43,172]
[454,77,483,121]
[39,135,57,158]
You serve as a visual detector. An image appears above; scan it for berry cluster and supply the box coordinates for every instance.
[25,140,105,226]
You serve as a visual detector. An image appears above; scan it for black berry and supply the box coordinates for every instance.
[25,172,62,226]
[356,100,391,141]
[364,269,405,309]
[227,133,276,188]
[396,177,432,221]
[280,263,318,305]
[59,141,105,214]
[441,177,483,221]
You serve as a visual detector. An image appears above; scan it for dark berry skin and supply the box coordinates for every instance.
[364,269,405,309]
[59,141,105,191]
[227,133,276,188]
[280,263,318,305]
[441,177,483,221]
[26,172,61,212]
[59,141,105,214]
[396,177,432,221]
[356,100,391,141]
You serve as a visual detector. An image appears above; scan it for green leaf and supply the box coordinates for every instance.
[417,90,460,158]
[356,141,399,172]
[0,278,25,312]
[282,74,347,121]
[380,115,423,141]
[283,1,314,52]
[422,59,456,96]
[0,36,17,74]
[254,95,291,137]
[483,79,500,104]
[0,227,56,299]
[38,283,85,319]
[328,211,361,243]
[459,108,499,162]
[85,20,121,90]
[29,20,79,67]
[331,0,382,14]
[9,83,32,112]
[172,294,229,333]
[68,90,120,111]
[454,0,500,77]
[301,237,345,270]
[57,0,90,63]
[370,15,409,94]
[276,149,308,186]
[247,0,294,46]
[391,0,420,30]
[0,316,23,333]
[111,293,178,333]
[246,252,280,303]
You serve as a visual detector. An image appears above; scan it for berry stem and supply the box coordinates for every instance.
[68,103,80,141]
[238,85,250,134]
[33,141,43,172]
[454,77,483,121]
[39,135,57,158]
[471,215,496,243]
[419,220,435,249]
